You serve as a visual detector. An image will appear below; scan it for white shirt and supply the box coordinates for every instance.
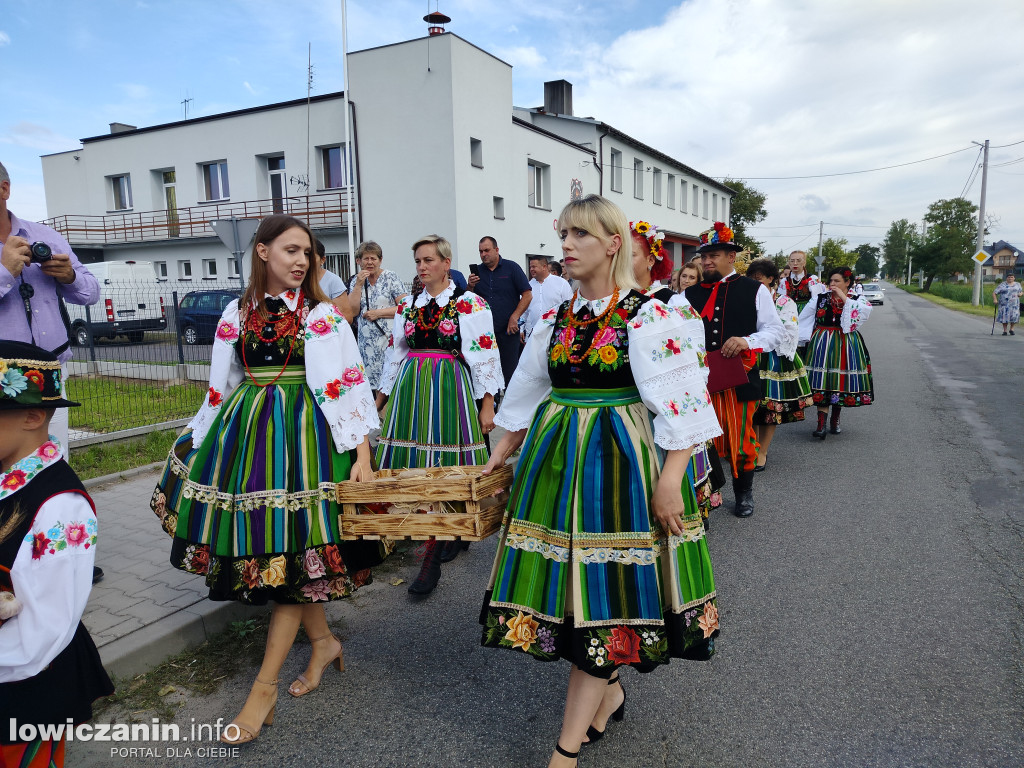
[523,274,573,338]
[716,271,786,354]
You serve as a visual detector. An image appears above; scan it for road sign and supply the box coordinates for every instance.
[814,254,826,266]
[212,218,261,282]
[971,250,989,265]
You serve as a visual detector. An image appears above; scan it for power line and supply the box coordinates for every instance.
[989,138,1024,148]
[989,155,1024,168]
[711,145,975,180]
[957,145,984,198]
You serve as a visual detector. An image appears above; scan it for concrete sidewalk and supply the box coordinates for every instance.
[83,468,259,680]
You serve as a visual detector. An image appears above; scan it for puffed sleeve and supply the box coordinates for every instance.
[303,302,379,452]
[840,295,872,333]
[455,291,504,398]
[187,299,245,444]
[797,282,828,342]
[493,306,556,432]
[627,299,723,451]
[775,296,800,360]
[0,493,96,683]
[667,292,709,383]
[378,296,413,396]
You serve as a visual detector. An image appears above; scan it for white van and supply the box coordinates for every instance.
[66,260,168,344]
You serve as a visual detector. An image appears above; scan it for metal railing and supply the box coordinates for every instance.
[44,191,352,244]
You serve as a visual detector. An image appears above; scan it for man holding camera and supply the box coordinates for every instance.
[0,161,99,450]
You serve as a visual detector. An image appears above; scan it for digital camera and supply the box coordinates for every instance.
[29,242,53,263]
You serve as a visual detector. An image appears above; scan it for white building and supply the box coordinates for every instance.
[41,29,732,286]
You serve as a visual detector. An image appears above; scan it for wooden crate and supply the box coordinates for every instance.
[336,465,513,541]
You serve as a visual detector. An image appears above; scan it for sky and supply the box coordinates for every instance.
[2,0,1023,255]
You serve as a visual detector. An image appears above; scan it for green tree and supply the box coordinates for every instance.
[853,243,881,279]
[807,237,857,275]
[882,219,918,281]
[920,197,978,289]
[722,178,767,254]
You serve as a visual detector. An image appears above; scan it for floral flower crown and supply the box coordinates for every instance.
[630,220,668,262]
[698,221,736,247]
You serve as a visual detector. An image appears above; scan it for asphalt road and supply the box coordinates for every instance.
[69,284,1023,768]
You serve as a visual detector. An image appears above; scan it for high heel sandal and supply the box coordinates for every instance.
[584,676,626,744]
[220,677,277,745]
[554,743,580,764]
[288,633,344,697]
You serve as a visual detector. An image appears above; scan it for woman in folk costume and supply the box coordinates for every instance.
[630,220,725,523]
[374,235,503,595]
[480,196,722,767]
[799,265,874,439]
[745,258,813,470]
[152,215,385,745]
[0,340,113,768]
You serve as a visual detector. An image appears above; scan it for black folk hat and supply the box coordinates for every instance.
[0,340,80,410]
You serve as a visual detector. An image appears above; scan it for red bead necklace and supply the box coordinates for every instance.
[565,290,620,365]
[241,293,304,387]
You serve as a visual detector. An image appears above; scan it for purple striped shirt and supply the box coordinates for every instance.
[0,211,99,362]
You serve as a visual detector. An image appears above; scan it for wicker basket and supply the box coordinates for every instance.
[336,465,513,541]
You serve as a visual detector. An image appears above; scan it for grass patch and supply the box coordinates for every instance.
[67,376,204,432]
[70,430,177,481]
[897,284,995,319]
[93,616,272,721]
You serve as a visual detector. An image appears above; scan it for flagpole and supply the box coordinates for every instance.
[341,0,359,275]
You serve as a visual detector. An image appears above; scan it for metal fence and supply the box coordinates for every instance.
[63,280,244,445]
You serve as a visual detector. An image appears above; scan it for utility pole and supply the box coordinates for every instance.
[971,139,990,305]
[919,221,926,289]
[815,220,824,278]
[905,239,910,286]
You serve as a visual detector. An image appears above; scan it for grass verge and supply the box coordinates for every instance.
[896,284,994,319]
[68,376,204,432]
[70,430,177,481]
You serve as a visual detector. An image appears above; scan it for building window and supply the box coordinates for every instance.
[652,168,662,205]
[228,257,240,278]
[609,149,622,193]
[320,145,351,190]
[528,161,550,210]
[201,161,230,201]
[633,159,644,200]
[179,261,192,280]
[109,174,132,211]
[666,174,676,209]
[203,259,218,279]
[712,193,718,220]
[267,156,287,213]
[692,184,699,216]
[470,138,483,168]
[155,261,168,279]
[493,196,505,220]
[680,179,688,213]
[702,189,709,218]
[721,198,729,223]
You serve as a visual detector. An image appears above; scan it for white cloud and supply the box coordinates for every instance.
[243,81,258,95]
[119,83,150,100]
[493,45,546,71]
[0,31,10,46]
[0,122,78,153]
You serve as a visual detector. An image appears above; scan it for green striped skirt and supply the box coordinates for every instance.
[480,387,719,676]
[376,350,488,468]
[807,327,874,407]
[754,350,814,425]
[152,367,387,605]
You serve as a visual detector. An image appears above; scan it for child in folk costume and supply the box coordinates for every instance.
[152,215,385,745]
[480,196,722,768]
[0,340,113,768]
[745,258,814,469]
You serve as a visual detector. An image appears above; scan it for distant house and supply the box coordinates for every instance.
[980,240,1023,280]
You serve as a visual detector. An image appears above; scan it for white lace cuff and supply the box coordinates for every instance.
[327,393,379,453]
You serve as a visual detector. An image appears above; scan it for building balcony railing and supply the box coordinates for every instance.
[44,191,353,245]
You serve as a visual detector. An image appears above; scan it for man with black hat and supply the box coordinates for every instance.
[0,340,114,766]
[685,223,784,518]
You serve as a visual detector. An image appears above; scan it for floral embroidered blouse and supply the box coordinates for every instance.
[0,440,97,683]
[377,280,504,399]
[494,291,722,451]
[187,290,379,453]
[798,282,873,336]
[772,294,800,360]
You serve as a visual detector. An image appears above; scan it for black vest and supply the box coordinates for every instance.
[0,460,113,740]
[685,275,762,400]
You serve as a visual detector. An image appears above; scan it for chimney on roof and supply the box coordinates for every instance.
[109,122,137,134]
[424,8,451,36]
[543,80,573,116]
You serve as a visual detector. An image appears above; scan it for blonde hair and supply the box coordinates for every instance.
[411,234,453,262]
[557,195,638,293]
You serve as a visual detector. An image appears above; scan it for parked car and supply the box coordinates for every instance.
[178,290,241,344]
[861,283,885,305]
[67,260,167,345]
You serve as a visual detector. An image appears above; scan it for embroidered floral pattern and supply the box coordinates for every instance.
[36,441,60,460]
[215,320,240,342]
[207,387,223,407]
[0,368,28,397]
[305,314,339,339]
[24,369,45,391]
[1,470,27,492]
[438,318,457,337]
[470,334,496,351]
[30,519,97,558]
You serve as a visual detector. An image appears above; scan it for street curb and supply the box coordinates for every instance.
[99,599,263,681]
[83,461,165,489]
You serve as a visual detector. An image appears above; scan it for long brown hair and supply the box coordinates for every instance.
[240,215,328,318]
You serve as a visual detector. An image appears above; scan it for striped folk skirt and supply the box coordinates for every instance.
[806,327,874,407]
[754,350,814,425]
[481,387,719,677]
[376,350,489,468]
[152,367,386,605]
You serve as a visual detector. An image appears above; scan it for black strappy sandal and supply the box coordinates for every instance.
[584,676,626,744]
[555,743,580,762]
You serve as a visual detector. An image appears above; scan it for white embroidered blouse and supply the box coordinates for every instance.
[773,294,801,360]
[187,291,379,453]
[798,282,873,338]
[494,293,723,451]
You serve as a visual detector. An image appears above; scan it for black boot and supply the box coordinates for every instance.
[812,410,828,440]
[439,540,470,563]
[408,540,443,595]
[829,405,842,434]
[732,471,754,518]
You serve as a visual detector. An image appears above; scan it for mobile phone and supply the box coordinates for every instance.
[469,263,479,276]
